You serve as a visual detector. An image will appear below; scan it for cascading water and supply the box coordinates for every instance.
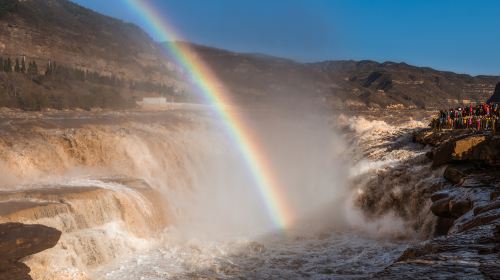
[0,109,436,279]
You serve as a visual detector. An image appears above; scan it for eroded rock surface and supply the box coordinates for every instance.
[375,129,500,279]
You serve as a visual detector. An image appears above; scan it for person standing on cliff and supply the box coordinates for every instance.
[457,108,463,128]
[439,110,445,130]
[493,117,497,134]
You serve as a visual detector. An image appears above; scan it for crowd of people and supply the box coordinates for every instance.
[431,103,499,133]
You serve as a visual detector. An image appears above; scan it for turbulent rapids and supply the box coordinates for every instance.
[0,108,438,279]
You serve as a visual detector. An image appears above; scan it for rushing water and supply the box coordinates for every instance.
[94,232,406,280]
[0,109,434,279]
[90,112,430,280]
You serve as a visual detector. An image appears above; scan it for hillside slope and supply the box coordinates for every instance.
[185,43,500,110]
[0,0,187,109]
[0,0,498,110]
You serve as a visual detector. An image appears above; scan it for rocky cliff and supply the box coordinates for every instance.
[375,129,500,278]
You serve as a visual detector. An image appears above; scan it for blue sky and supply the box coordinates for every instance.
[73,0,500,75]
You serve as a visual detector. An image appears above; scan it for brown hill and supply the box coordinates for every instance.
[0,0,187,109]
[0,0,498,110]
[183,43,500,110]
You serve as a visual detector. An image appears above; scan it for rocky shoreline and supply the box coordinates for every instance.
[0,223,61,280]
[375,128,500,279]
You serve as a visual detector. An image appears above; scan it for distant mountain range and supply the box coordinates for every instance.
[185,43,500,110]
[0,0,498,110]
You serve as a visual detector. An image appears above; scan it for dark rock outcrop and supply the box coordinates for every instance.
[430,197,452,217]
[487,81,500,103]
[443,166,465,185]
[0,223,61,280]
[414,129,500,167]
[376,130,500,278]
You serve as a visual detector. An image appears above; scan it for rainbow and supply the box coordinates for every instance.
[125,0,293,230]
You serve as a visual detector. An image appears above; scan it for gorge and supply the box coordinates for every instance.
[0,1,499,279]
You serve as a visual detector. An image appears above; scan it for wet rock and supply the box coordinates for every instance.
[479,264,500,280]
[458,211,500,233]
[423,180,447,196]
[396,243,435,262]
[443,166,465,185]
[434,217,455,236]
[449,199,472,218]
[0,223,61,280]
[491,190,499,200]
[430,197,451,217]
[477,245,497,255]
[430,191,449,202]
[474,201,500,216]
[0,223,61,260]
[0,261,31,280]
[389,129,500,279]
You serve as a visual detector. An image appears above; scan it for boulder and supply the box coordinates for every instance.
[434,217,455,236]
[0,223,61,260]
[0,223,61,280]
[430,197,451,217]
[449,199,472,218]
[443,166,465,185]
[430,191,450,202]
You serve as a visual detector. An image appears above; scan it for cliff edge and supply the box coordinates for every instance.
[374,129,500,278]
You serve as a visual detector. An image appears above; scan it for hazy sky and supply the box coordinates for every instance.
[73,0,500,75]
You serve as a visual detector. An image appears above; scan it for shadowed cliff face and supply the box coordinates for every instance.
[488,82,500,103]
